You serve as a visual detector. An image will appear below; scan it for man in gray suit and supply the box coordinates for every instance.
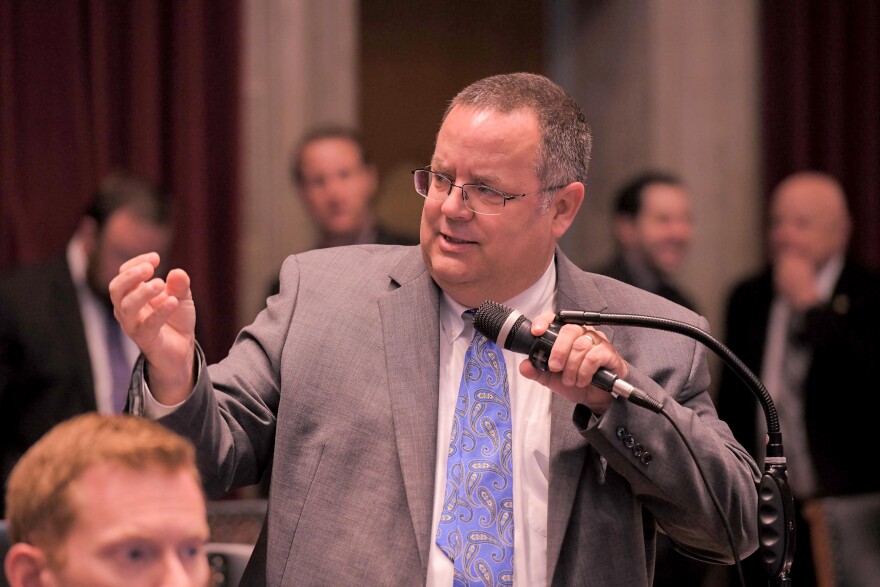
[110,73,759,586]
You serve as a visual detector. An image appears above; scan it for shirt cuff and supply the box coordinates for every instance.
[141,346,203,419]
[142,379,188,418]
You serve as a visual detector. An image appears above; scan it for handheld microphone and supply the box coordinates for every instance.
[473,300,662,412]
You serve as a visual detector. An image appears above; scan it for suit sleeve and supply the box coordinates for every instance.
[578,315,761,564]
[133,256,302,495]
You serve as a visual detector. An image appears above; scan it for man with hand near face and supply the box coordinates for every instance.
[3,413,210,587]
[718,171,880,586]
[111,73,758,586]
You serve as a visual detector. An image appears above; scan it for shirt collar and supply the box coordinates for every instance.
[816,253,844,302]
[66,233,89,290]
[439,257,558,344]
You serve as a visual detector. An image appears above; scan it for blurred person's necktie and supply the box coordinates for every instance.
[436,310,515,586]
[104,308,131,413]
[777,311,817,497]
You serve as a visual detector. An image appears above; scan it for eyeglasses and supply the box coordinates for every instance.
[412,167,565,216]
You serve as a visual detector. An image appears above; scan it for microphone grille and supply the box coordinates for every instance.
[473,300,512,341]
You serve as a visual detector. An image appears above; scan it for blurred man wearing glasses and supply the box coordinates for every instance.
[0,171,172,516]
[111,73,758,586]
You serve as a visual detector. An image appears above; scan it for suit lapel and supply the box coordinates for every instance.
[546,251,613,579]
[379,250,441,571]
[51,256,97,409]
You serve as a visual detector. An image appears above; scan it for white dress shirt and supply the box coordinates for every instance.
[68,236,140,414]
[427,260,556,587]
[759,253,843,498]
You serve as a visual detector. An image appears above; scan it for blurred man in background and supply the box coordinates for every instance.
[0,171,173,514]
[267,127,417,297]
[719,171,880,586]
[595,171,696,311]
[4,413,210,587]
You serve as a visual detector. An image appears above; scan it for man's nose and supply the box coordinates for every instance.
[439,184,473,219]
[157,553,200,587]
[671,220,693,241]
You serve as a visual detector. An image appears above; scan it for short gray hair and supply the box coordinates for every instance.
[443,72,592,208]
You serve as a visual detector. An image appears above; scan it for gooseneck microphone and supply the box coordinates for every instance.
[473,300,662,412]
[492,302,796,587]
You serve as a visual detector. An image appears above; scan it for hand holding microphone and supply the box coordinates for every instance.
[474,301,662,412]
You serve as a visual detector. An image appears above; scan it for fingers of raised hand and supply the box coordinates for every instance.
[118,278,165,326]
[137,293,183,336]
[165,268,192,299]
[111,260,178,337]
[110,261,154,307]
[118,252,161,274]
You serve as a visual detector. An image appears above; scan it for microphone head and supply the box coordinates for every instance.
[473,300,512,341]
[474,300,534,354]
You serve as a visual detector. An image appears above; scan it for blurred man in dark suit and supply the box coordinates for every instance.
[595,171,706,586]
[595,171,696,311]
[267,127,417,297]
[0,171,173,514]
[718,171,880,586]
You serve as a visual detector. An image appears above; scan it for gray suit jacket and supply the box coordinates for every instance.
[135,245,758,586]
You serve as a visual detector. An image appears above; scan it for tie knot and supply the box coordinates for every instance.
[462,309,477,332]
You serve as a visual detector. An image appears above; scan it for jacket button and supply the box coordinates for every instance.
[640,452,653,465]
[616,426,626,440]
[632,444,644,457]
[624,435,635,449]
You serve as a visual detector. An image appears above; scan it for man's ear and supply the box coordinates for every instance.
[614,215,638,248]
[5,543,51,587]
[73,216,99,255]
[550,181,585,239]
[364,163,380,202]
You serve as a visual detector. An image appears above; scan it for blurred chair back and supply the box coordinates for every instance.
[207,498,266,545]
[207,542,254,587]
[1,519,10,587]
[205,498,266,586]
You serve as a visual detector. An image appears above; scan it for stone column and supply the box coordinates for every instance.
[238,0,358,324]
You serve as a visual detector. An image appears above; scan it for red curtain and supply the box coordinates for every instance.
[0,1,240,363]
[762,0,880,268]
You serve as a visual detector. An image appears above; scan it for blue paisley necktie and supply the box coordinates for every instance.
[437,314,514,586]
